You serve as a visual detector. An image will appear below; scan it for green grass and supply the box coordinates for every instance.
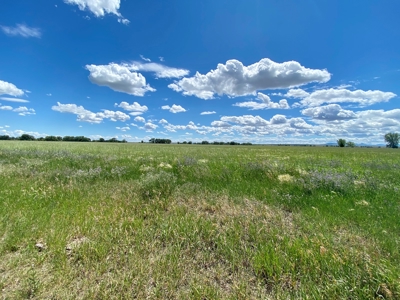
[0,141,399,299]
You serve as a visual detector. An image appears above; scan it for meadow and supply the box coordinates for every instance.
[0,141,399,299]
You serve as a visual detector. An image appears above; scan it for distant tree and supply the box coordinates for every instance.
[188,141,192,144]
[384,132,399,148]
[337,139,346,147]
[44,135,58,141]
[182,141,187,144]
[0,135,10,140]
[201,141,209,144]
[19,134,36,141]
[346,141,355,148]
[99,138,105,142]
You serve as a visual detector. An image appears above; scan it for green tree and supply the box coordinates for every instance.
[19,134,36,141]
[384,132,399,148]
[337,139,346,147]
[346,141,355,148]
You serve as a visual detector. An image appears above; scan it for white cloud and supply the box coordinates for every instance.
[46,93,52,96]
[289,117,313,129]
[0,105,13,110]
[161,104,186,113]
[200,111,216,115]
[116,101,148,114]
[159,57,165,62]
[63,0,128,23]
[233,92,290,110]
[168,58,330,99]
[86,63,155,96]
[13,106,36,116]
[144,122,158,131]
[270,114,287,124]
[220,115,270,127]
[170,104,186,113]
[0,97,29,103]
[134,116,145,123]
[116,126,130,131]
[98,110,130,122]
[52,102,130,123]
[128,112,143,116]
[1,24,41,38]
[129,62,189,78]
[301,104,357,121]
[0,80,25,97]
[159,119,168,124]
[140,55,151,62]
[300,88,396,107]
[285,89,310,99]
[118,18,130,25]
[210,121,232,127]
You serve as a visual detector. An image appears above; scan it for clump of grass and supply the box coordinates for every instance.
[138,170,177,200]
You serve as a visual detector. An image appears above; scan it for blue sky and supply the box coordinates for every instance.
[1,0,399,144]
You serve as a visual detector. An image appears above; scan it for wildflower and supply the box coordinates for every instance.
[158,162,172,169]
[278,174,293,183]
[356,200,369,206]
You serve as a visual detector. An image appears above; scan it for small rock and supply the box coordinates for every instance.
[35,243,46,252]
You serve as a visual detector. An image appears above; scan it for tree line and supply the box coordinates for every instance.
[0,134,127,143]
[336,132,399,148]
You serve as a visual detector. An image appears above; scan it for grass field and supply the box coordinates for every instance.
[0,141,399,299]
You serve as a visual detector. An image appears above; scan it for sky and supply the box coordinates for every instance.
[1,0,399,144]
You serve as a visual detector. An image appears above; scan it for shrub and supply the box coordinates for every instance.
[138,171,177,200]
[337,139,346,147]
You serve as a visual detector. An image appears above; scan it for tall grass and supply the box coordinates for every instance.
[0,141,399,299]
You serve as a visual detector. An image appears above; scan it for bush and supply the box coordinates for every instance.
[337,139,346,147]
[138,171,177,200]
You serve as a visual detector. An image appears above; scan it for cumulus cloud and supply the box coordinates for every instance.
[200,111,216,115]
[168,58,330,99]
[270,114,287,124]
[64,0,129,23]
[86,63,155,96]
[159,119,168,124]
[285,89,310,99]
[161,104,186,113]
[301,104,357,121]
[1,24,41,38]
[115,101,148,114]
[52,102,130,123]
[233,92,290,110]
[13,106,36,116]
[289,117,313,129]
[133,116,145,123]
[144,122,158,131]
[220,115,270,127]
[1,104,35,116]
[0,80,25,97]
[129,61,189,78]
[299,88,396,107]
[210,121,231,127]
